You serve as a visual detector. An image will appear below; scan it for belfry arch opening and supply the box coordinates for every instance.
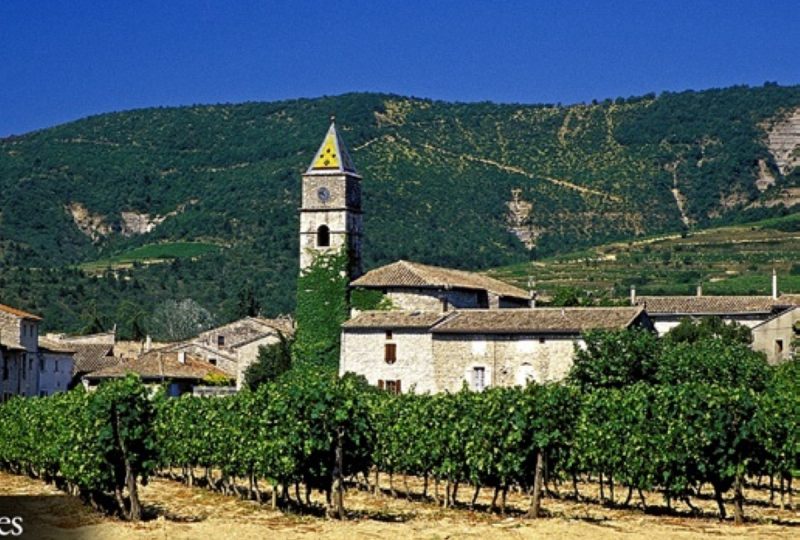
[316,225,330,247]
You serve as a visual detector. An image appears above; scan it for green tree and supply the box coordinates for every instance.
[664,316,753,345]
[568,328,661,390]
[244,332,294,390]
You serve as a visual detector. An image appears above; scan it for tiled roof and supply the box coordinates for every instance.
[431,307,645,334]
[71,344,116,374]
[636,296,778,315]
[351,260,529,300]
[0,303,42,320]
[37,339,76,354]
[342,310,451,330]
[85,351,230,381]
[778,294,800,306]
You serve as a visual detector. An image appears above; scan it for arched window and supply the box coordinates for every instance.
[316,225,330,247]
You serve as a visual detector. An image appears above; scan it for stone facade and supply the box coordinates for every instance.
[431,334,580,393]
[0,307,73,400]
[161,317,292,389]
[340,329,437,393]
[752,307,799,365]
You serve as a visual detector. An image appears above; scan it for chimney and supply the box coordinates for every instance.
[696,284,703,297]
[630,285,636,306]
[772,269,778,300]
[178,351,186,364]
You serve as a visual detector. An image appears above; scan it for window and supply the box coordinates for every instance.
[54,360,59,373]
[209,358,217,366]
[40,391,47,398]
[384,343,397,364]
[39,357,44,371]
[379,379,402,394]
[385,330,393,340]
[2,360,7,380]
[538,337,546,344]
[217,335,225,347]
[471,367,486,391]
[316,225,330,247]
[776,339,784,355]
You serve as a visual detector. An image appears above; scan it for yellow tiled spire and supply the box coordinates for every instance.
[306,118,357,174]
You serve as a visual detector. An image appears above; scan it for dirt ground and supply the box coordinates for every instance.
[1,470,798,539]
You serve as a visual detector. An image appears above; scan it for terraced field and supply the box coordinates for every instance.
[488,213,800,300]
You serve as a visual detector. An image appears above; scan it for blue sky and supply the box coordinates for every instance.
[1,0,799,136]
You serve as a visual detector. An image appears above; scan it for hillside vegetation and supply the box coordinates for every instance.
[0,86,799,335]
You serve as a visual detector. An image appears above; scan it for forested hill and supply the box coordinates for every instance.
[1,86,799,337]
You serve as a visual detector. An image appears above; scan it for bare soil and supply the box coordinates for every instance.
[1,470,797,539]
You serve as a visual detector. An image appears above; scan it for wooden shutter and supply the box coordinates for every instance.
[378,379,385,390]
[385,343,397,364]
[396,380,402,394]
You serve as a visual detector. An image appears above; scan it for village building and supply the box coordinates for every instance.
[42,330,117,388]
[341,307,652,393]
[0,303,74,400]
[155,316,294,389]
[298,122,657,393]
[83,349,232,397]
[632,273,799,364]
[350,260,531,310]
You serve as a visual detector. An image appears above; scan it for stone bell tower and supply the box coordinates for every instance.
[299,118,363,279]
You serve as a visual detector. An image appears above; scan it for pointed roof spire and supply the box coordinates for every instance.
[306,118,358,175]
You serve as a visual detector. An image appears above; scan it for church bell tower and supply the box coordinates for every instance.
[299,119,363,278]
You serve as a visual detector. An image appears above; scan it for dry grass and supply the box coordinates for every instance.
[1,470,797,539]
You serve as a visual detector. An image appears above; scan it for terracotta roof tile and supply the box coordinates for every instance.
[637,296,778,315]
[343,310,451,330]
[71,344,116,374]
[351,260,529,300]
[431,307,645,334]
[85,351,230,381]
[0,303,42,320]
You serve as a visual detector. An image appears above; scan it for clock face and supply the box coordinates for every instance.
[317,187,331,202]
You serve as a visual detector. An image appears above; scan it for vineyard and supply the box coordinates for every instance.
[0,331,798,530]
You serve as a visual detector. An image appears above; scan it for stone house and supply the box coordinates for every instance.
[83,350,232,397]
[158,316,294,389]
[351,260,531,311]
[0,303,74,400]
[751,306,799,364]
[632,285,799,365]
[41,331,117,388]
[340,306,652,394]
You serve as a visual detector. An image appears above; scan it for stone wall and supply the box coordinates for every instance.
[0,313,38,352]
[235,336,280,389]
[340,329,437,393]
[752,308,799,365]
[431,334,580,392]
[385,288,483,311]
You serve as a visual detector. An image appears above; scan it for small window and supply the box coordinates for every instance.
[2,360,7,380]
[217,335,225,347]
[40,391,47,398]
[538,337,545,344]
[384,343,397,364]
[39,357,45,371]
[776,339,784,354]
[317,225,330,247]
[472,367,486,391]
[385,330,393,340]
[54,360,59,373]
[209,358,217,366]
[385,380,402,395]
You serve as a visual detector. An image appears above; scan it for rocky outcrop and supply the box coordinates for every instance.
[506,188,540,249]
[766,107,800,175]
[66,202,111,242]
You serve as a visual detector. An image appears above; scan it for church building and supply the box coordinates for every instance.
[299,121,654,393]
